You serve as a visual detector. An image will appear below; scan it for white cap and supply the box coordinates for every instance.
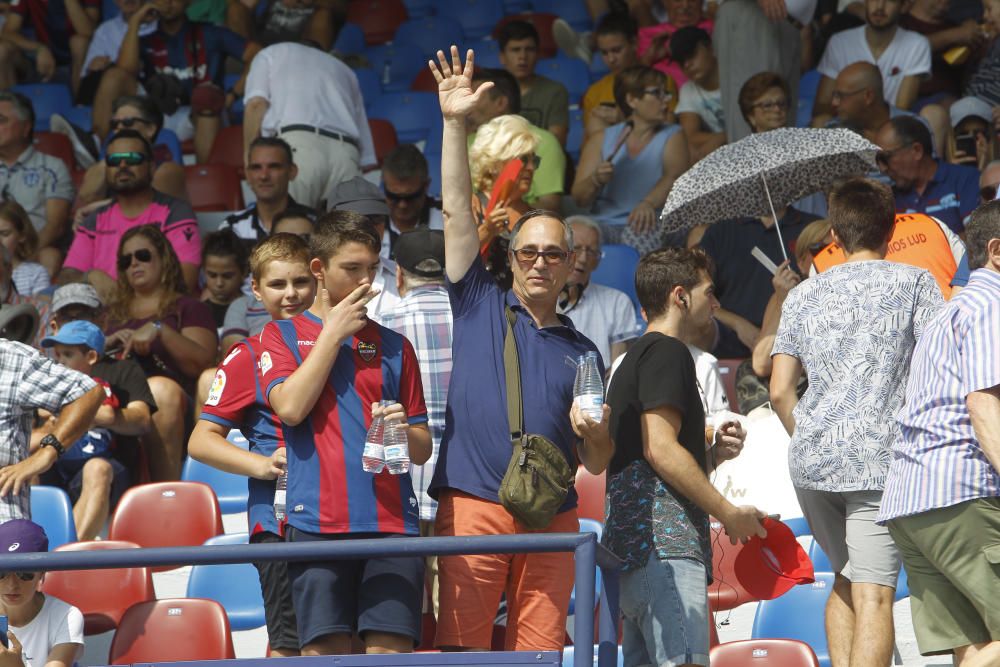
[949,96,993,128]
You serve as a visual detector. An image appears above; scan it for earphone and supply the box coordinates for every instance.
[679,295,688,308]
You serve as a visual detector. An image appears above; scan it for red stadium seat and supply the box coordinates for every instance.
[410,66,438,93]
[183,164,244,212]
[207,124,245,174]
[108,599,235,664]
[710,639,821,667]
[716,358,745,414]
[575,466,605,523]
[32,131,77,173]
[368,118,399,169]
[492,13,559,59]
[40,541,154,635]
[347,0,408,45]
[108,482,223,572]
[708,517,757,611]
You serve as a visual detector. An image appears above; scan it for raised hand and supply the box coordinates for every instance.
[320,284,378,343]
[429,45,494,120]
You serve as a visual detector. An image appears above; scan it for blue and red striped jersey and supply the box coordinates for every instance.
[199,338,285,537]
[260,312,427,535]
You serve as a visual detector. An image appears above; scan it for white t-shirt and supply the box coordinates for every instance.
[82,15,157,74]
[9,596,84,667]
[558,283,640,367]
[817,26,931,107]
[675,81,725,134]
[244,42,377,168]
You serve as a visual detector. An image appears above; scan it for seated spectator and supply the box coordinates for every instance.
[965,0,1000,105]
[470,67,566,212]
[0,0,97,94]
[104,225,217,480]
[633,0,714,89]
[572,65,690,255]
[825,62,903,141]
[558,216,639,367]
[901,0,983,106]
[58,130,201,297]
[222,136,313,255]
[498,20,570,146]
[739,71,790,135]
[74,0,157,108]
[814,0,931,123]
[230,0,336,49]
[91,0,252,162]
[70,95,187,202]
[0,92,74,277]
[0,201,50,295]
[876,115,980,234]
[946,96,996,171]
[201,230,249,336]
[38,321,131,541]
[0,520,84,667]
[381,145,443,251]
[671,26,726,161]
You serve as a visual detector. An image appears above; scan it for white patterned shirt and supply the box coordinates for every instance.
[878,269,1000,523]
[772,260,942,492]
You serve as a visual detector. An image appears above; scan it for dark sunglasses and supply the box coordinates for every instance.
[110,116,150,130]
[0,571,36,581]
[384,187,424,202]
[117,248,154,271]
[105,151,148,167]
[980,184,998,202]
[511,247,570,265]
[519,153,542,169]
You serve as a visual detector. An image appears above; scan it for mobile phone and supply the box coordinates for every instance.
[956,133,977,157]
[1,615,8,648]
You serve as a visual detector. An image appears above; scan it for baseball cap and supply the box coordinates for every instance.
[950,96,993,128]
[51,283,102,314]
[41,319,106,355]
[733,517,814,600]
[395,229,445,278]
[0,519,49,554]
[327,177,391,217]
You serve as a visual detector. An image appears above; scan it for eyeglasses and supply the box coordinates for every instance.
[519,153,541,168]
[831,88,866,102]
[117,248,154,271]
[875,145,909,167]
[753,98,788,111]
[105,151,148,167]
[0,572,36,582]
[642,87,672,101]
[511,247,570,264]
[110,116,150,130]
[980,184,999,202]
[384,186,425,202]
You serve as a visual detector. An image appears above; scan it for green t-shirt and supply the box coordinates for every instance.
[187,0,227,25]
[519,75,569,132]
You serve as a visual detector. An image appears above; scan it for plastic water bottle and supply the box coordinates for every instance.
[362,400,389,473]
[273,468,287,522]
[574,351,604,422]
[384,412,410,475]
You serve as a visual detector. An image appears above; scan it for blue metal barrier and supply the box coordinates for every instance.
[3,534,622,667]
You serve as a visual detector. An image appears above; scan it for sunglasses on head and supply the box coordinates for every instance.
[0,571,36,582]
[117,248,154,271]
[110,116,149,130]
[105,151,148,167]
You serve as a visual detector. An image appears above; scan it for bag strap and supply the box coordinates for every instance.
[503,306,525,443]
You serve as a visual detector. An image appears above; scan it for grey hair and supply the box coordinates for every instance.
[400,261,446,289]
[565,215,603,247]
[0,92,34,139]
[510,209,574,250]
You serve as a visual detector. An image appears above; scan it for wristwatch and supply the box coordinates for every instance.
[40,434,65,457]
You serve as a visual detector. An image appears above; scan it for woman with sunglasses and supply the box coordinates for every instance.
[0,520,84,667]
[571,64,690,255]
[104,225,216,480]
[76,95,187,206]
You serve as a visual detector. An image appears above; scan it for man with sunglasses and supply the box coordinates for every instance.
[428,47,613,653]
[59,129,200,297]
[381,145,443,254]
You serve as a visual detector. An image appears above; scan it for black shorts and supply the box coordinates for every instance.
[77,69,106,106]
[285,526,424,647]
[251,531,299,650]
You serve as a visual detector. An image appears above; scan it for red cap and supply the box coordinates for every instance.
[733,517,814,600]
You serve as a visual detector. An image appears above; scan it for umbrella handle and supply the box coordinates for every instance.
[761,173,789,262]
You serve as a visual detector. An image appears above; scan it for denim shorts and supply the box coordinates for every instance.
[619,553,710,667]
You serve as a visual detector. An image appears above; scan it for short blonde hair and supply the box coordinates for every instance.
[469,114,539,193]
[794,218,832,266]
[250,232,311,282]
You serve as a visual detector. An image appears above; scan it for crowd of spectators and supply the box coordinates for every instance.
[0,0,999,663]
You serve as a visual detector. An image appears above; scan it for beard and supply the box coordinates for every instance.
[109,173,151,195]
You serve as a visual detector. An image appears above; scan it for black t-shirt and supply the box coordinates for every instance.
[607,332,705,476]
[205,300,229,331]
[91,357,158,415]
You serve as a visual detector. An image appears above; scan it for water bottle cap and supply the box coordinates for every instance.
[379,399,393,406]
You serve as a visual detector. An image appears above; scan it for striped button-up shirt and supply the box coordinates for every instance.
[0,341,96,521]
[379,284,453,521]
[878,268,1000,523]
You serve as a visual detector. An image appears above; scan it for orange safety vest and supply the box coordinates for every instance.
[811,213,958,298]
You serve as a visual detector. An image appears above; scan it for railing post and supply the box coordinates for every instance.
[597,564,620,667]
[573,534,596,667]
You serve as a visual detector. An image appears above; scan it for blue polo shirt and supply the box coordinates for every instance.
[894,161,980,234]
[429,259,602,512]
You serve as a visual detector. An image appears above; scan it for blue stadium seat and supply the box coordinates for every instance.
[533,0,592,31]
[439,0,505,39]
[473,41,503,69]
[353,68,383,110]
[536,56,592,104]
[424,151,442,199]
[12,83,74,132]
[180,430,249,514]
[807,539,833,573]
[402,0,434,18]
[589,52,610,83]
[590,244,642,320]
[568,518,603,616]
[394,16,467,59]
[504,0,532,12]
[30,486,78,549]
[334,22,367,55]
[155,128,184,164]
[784,516,811,537]
[566,107,584,162]
[368,92,440,144]
[186,533,266,631]
[562,644,624,667]
[423,113,444,154]
[61,106,93,132]
[103,0,120,20]
[797,69,821,128]
[363,43,428,93]
[752,573,834,667]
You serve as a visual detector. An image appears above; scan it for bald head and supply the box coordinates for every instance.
[981,160,1000,190]
[837,62,884,101]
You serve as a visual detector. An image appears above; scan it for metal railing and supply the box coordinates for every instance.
[4,534,623,667]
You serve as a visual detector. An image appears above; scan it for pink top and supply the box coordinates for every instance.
[637,19,715,89]
[64,191,200,277]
